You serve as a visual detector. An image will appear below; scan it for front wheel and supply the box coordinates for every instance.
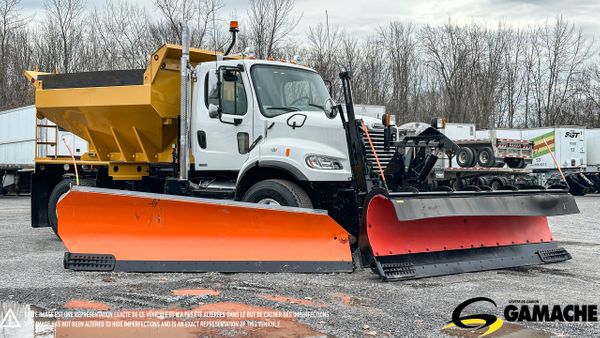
[48,178,95,237]
[242,179,313,208]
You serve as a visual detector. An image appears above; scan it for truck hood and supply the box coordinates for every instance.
[255,111,351,181]
[246,111,383,182]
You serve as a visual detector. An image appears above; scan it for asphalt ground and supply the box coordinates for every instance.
[0,195,598,337]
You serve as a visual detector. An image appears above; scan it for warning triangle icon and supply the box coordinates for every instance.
[0,309,21,328]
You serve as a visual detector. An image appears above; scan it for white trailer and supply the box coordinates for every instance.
[438,123,475,168]
[429,123,533,190]
[353,104,386,120]
[475,128,523,140]
[0,105,88,195]
[520,127,586,170]
[582,128,600,192]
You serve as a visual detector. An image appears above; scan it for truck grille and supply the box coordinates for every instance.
[362,127,396,175]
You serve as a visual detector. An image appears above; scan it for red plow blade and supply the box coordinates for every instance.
[360,191,579,280]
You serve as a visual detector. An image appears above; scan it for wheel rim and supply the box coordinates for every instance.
[459,152,467,163]
[480,152,489,163]
[257,198,281,206]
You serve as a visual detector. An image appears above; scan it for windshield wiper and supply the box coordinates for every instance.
[265,106,300,112]
[308,103,324,109]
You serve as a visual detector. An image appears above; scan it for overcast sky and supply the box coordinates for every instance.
[19,0,600,41]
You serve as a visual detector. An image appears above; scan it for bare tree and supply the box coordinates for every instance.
[91,1,153,70]
[306,17,342,83]
[42,0,86,73]
[246,0,300,59]
[379,22,417,120]
[0,0,25,107]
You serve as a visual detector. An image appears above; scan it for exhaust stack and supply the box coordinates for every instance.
[179,23,191,181]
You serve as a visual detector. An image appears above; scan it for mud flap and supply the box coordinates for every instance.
[361,191,579,280]
[58,186,353,273]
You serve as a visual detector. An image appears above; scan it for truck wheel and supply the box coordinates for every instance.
[476,147,495,167]
[506,158,525,169]
[456,147,475,167]
[490,178,502,190]
[242,179,313,208]
[48,178,95,236]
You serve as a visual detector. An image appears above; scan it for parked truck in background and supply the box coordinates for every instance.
[584,128,600,192]
[353,104,386,120]
[0,105,87,195]
[430,122,533,190]
[474,126,593,195]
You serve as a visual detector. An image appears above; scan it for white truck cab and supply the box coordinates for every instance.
[192,60,360,181]
[189,59,387,214]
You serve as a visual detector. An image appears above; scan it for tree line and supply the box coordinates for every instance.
[1,0,599,128]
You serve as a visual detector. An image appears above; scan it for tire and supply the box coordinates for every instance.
[242,179,313,208]
[476,147,495,167]
[48,178,95,236]
[506,158,525,169]
[456,147,475,167]
[490,178,502,190]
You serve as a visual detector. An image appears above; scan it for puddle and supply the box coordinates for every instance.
[64,300,111,311]
[171,289,220,296]
[0,302,54,338]
[442,321,553,337]
[257,294,324,307]
[0,300,328,337]
[332,293,368,307]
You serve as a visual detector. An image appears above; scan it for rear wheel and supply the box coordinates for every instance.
[476,147,495,167]
[490,178,503,190]
[456,147,475,167]
[242,179,313,208]
[48,178,95,237]
[506,158,525,169]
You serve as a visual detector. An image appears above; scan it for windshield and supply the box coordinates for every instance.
[251,65,331,117]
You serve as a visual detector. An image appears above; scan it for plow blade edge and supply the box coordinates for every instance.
[361,190,579,280]
[58,186,353,273]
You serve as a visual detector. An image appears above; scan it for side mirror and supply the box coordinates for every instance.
[323,79,333,96]
[208,104,219,118]
[324,98,338,119]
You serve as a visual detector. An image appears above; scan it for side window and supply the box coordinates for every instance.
[204,70,248,116]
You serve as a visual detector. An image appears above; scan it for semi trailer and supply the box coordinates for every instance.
[0,105,87,196]
[429,123,533,190]
[475,126,593,195]
[24,22,578,280]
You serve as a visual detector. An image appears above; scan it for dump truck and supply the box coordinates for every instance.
[24,22,579,280]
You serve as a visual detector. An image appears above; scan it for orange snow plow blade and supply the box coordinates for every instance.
[58,186,353,273]
[360,190,579,280]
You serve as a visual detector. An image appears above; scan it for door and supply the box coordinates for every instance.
[192,62,253,171]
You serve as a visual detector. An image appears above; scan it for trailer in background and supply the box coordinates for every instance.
[583,128,600,192]
[428,123,533,190]
[474,126,593,195]
[519,126,590,195]
[437,123,475,168]
[353,104,386,120]
[0,105,88,195]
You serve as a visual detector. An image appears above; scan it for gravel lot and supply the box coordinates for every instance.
[0,195,598,337]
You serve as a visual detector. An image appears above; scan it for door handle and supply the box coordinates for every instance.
[197,130,207,149]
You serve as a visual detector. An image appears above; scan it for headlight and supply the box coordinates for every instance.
[305,155,343,170]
